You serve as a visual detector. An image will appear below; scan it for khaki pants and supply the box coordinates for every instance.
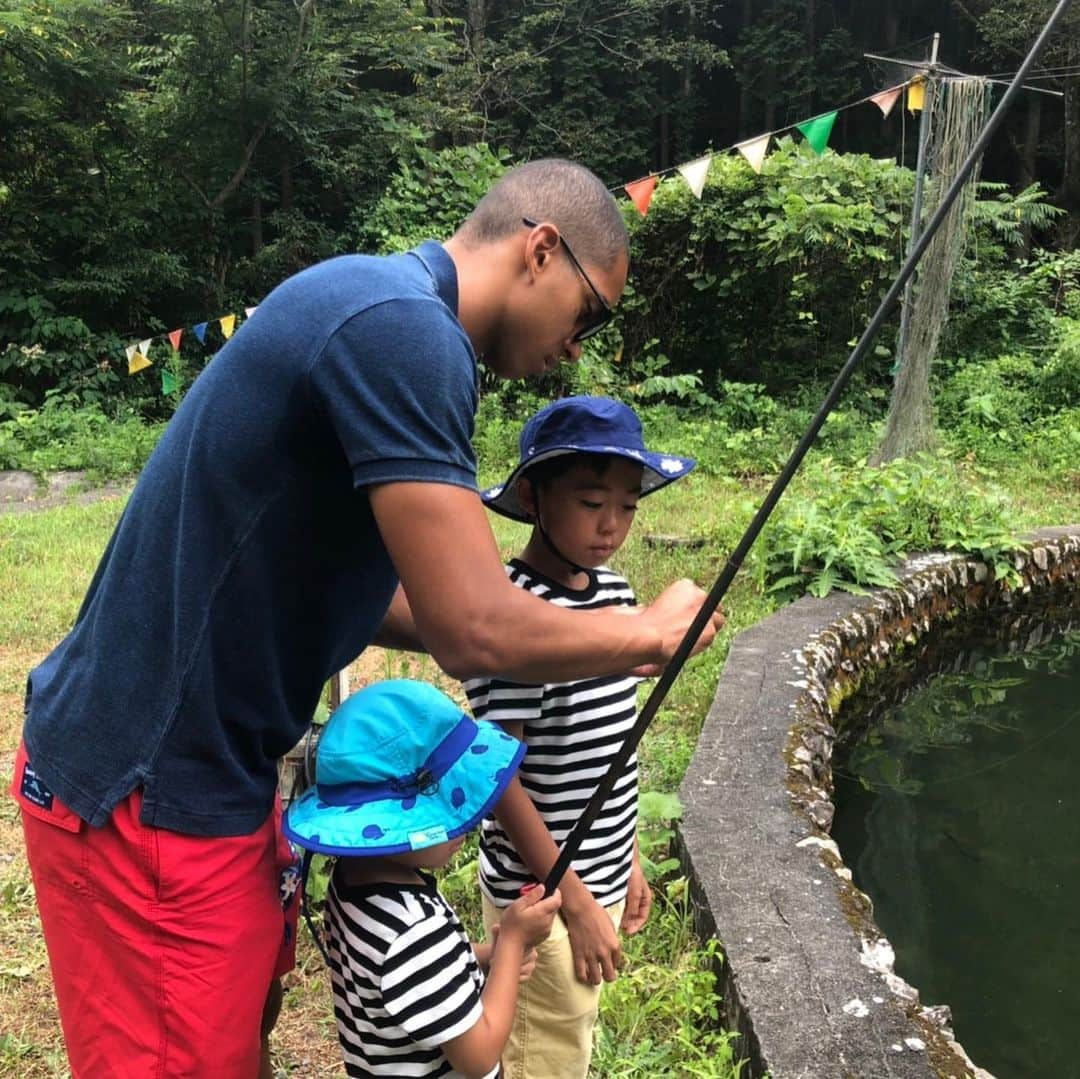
[483,894,625,1079]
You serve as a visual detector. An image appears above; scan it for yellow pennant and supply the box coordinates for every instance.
[907,78,926,113]
[220,314,236,340]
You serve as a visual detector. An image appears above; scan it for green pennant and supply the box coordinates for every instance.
[796,111,838,155]
[161,368,180,395]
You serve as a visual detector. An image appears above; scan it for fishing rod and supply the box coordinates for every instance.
[542,0,1075,897]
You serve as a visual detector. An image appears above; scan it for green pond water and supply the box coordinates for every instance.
[831,626,1080,1078]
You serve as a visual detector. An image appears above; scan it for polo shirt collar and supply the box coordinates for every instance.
[412,240,459,316]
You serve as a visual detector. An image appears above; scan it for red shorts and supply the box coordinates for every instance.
[13,742,299,1079]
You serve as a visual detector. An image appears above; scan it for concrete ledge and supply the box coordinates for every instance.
[679,527,1080,1079]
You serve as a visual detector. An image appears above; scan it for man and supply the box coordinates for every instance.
[14,159,722,1077]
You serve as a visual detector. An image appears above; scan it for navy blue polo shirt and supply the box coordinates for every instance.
[23,242,478,836]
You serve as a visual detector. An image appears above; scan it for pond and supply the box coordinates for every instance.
[832,621,1080,1078]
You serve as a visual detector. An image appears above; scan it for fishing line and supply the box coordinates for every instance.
[542,0,1076,897]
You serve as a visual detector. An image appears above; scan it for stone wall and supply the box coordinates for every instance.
[678,527,1080,1079]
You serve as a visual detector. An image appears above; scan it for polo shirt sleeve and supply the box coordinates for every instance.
[380,909,484,1049]
[307,297,479,492]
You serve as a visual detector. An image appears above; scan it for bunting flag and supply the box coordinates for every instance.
[193,322,209,345]
[624,176,658,216]
[796,111,837,155]
[907,78,926,113]
[676,155,711,199]
[245,306,258,319]
[162,368,180,395]
[138,338,152,358]
[870,86,903,118]
[736,134,771,174]
[220,314,236,340]
[126,343,152,376]
[168,328,183,352]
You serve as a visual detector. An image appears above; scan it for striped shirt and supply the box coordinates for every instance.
[324,869,495,1079]
[464,560,639,908]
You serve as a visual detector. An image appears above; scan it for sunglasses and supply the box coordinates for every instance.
[522,217,614,342]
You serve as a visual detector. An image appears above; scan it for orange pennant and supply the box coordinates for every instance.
[168,329,183,352]
[624,176,658,217]
[870,86,903,118]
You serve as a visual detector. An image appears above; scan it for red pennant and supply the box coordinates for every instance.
[624,176,658,217]
[168,329,183,352]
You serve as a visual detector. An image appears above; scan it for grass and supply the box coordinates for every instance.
[1,445,1076,1077]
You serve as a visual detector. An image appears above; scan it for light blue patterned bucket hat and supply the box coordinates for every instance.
[283,680,524,857]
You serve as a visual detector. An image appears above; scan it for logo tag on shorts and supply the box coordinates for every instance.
[408,826,448,850]
[20,762,54,811]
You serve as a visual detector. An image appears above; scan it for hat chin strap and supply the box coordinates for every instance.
[532,485,586,577]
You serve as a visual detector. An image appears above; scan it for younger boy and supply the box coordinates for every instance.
[283,678,561,1079]
[464,395,695,1078]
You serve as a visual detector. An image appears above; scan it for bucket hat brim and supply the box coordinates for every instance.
[482,445,695,523]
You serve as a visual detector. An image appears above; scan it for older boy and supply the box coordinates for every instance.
[465,395,696,1079]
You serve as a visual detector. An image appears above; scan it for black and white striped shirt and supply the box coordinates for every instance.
[325,869,495,1079]
[464,560,639,908]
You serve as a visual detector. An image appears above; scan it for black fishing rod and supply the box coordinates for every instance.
[543,0,1075,897]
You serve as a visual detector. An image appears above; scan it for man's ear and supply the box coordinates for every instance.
[516,475,538,519]
[523,222,561,276]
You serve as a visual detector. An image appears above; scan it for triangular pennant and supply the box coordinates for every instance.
[244,306,257,319]
[219,314,236,340]
[676,155,711,199]
[126,343,152,375]
[796,111,837,155]
[624,176,658,216]
[168,328,183,352]
[870,86,903,118]
[138,338,152,358]
[193,322,209,345]
[907,78,926,113]
[736,133,771,174]
[162,368,180,395]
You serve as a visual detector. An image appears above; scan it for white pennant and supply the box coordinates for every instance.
[676,154,712,199]
[125,343,138,362]
[138,338,153,357]
[736,134,770,174]
[245,306,257,318]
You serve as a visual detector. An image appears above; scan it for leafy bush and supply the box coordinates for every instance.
[0,399,163,481]
[1040,318,1080,410]
[757,454,1020,598]
[351,143,511,254]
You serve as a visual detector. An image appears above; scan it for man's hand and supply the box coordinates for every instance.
[633,583,725,676]
[620,854,653,936]
[564,892,621,986]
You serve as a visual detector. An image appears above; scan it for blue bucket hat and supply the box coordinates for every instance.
[482,396,695,523]
[283,680,524,857]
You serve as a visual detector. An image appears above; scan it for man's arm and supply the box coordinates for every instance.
[371,585,424,651]
[369,482,721,682]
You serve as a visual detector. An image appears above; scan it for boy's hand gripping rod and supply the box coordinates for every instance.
[543,0,1075,898]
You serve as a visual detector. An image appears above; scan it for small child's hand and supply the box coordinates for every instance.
[487,925,540,981]
[500,885,562,951]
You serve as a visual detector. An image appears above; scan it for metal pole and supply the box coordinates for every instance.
[896,32,940,372]
[542,0,1075,898]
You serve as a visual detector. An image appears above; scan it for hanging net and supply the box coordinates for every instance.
[874,76,992,465]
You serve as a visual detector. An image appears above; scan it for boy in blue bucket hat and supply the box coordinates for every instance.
[284,679,561,1079]
[464,395,696,1079]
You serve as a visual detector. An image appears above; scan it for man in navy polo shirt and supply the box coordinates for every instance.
[13,158,724,1078]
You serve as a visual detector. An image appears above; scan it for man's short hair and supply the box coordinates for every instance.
[456,159,628,272]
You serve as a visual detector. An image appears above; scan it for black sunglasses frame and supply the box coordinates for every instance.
[522,217,614,342]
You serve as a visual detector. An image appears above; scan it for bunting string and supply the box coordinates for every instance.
[119,306,259,387]
[615,79,916,210]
